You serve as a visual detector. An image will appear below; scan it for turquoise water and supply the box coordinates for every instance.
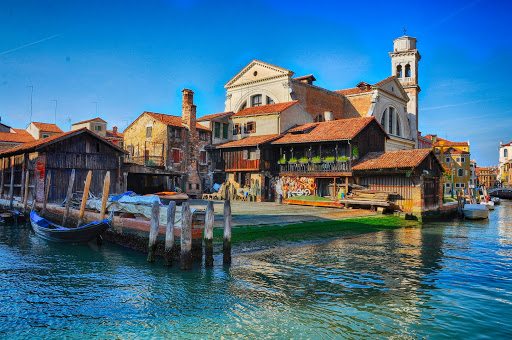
[1,203,512,339]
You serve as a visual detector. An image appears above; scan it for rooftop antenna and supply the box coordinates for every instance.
[66,116,71,131]
[52,99,57,124]
[91,101,98,115]
[403,27,407,36]
[27,85,33,122]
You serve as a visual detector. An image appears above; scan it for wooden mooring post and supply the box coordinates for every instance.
[180,202,192,270]
[42,172,51,217]
[223,199,232,264]
[62,169,76,226]
[163,201,176,266]
[100,171,110,220]
[204,201,214,267]
[77,170,92,227]
[9,162,14,210]
[147,200,160,262]
[22,170,29,213]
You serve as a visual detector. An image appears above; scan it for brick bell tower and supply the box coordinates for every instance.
[389,33,421,136]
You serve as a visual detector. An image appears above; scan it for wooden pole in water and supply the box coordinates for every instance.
[9,160,14,210]
[30,170,39,211]
[100,171,110,220]
[204,200,214,267]
[163,201,176,266]
[42,172,51,217]
[62,169,76,226]
[0,158,4,199]
[77,170,92,227]
[180,202,192,270]
[223,199,232,264]
[147,200,160,262]
[22,170,29,213]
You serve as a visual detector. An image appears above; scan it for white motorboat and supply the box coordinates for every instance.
[463,204,489,220]
[480,200,495,210]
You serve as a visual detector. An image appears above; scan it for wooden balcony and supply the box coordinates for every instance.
[125,155,165,167]
[279,160,351,176]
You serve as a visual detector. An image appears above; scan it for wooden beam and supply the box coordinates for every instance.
[62,169,76,226]
[77,170,92,227]
[100,171,111,220]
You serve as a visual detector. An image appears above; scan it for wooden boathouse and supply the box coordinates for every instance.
[0,128,127,203]
[351,148,444,215]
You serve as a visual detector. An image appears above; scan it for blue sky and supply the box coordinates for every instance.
[1,0,510,166]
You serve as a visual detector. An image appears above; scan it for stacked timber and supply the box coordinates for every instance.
[341,189,393,209]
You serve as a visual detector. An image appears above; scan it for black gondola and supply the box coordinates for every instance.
[30,210,112,243]
[0,209,26,224]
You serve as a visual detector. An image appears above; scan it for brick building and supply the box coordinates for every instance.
[477,166,498,188]
[123,89,211,197]
[71,117,124,147]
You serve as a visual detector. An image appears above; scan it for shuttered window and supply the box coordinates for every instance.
[173,149,180,163]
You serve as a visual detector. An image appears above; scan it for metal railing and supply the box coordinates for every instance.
[125,155,165,167]
[279,160,351,174]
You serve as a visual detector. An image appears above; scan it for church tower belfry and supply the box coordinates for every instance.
[389,34,421,136]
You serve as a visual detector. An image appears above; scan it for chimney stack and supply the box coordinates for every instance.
[113,126,118,136]
[182,89,196,134]
[324,111,333,122]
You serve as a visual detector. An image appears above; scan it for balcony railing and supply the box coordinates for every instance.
[125,155,165,167]
[279,160,351,174]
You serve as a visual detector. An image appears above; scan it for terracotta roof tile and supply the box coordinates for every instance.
[232,101,298,117]
[217,134,281,148]
[144,111,210,131]
[0,129,35,143]
[501,141,512,147]
[335,76,396,96]
[0,128,126,156]
[352,149,433,171]
[106,130,124,138]
[31,122,63,133]
[425,135,469,147]
[197,112,234,121]
[72,117,107,125]
[293,74,316,81]
[272,117,382,145]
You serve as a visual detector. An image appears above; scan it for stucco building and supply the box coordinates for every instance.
[498,141,512,187]
[26,122,63,140]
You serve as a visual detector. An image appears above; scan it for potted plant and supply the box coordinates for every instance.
[337,156,349,162]
[278,157,287,164]
[299,157,310,164]
[324,156,335,163]
[288,157,298,164]
[312,156,322,164]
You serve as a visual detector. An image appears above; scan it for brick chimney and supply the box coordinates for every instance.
[182,89,196,134]
[113,126,118,136]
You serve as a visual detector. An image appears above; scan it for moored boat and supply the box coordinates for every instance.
[146,192,189,205]
[0,209,26,224]
[463,204,489,220]
[30,211,112,243]
[480,201,495,210]
[491,197,501,205]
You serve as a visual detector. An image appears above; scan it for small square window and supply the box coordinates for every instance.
[146,126,152,138]
[244,121,256,134]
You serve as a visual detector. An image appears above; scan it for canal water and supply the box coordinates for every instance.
[1,203,512,339]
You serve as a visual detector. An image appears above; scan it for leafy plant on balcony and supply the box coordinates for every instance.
[278,157,287,164]
[299,157,310,164]
[337,156,349,162]
[324,156,335,163]
[288,157,298,164]
[312,156,322,163]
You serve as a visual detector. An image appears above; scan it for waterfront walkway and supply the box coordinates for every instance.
[188,199,375,227]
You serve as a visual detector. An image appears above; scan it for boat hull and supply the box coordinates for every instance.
[463,204,489,220]
[480,201,495,210]
[30,211,110,243]
[0,210,26,224]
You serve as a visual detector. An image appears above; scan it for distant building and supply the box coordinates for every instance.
[105,126,124,147]
[469,160,477,189]
[0,128,35,151]
[425,134,471,194]
[498,141,512,187]
[417,132,433,149]
[477,166,498,188]
[71,117,107,137]
[123,89,211,197]
[26,122,63,140]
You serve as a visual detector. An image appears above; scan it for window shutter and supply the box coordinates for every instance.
[243,150,248,160]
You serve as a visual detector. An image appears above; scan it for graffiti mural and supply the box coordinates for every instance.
[276,176,316,197]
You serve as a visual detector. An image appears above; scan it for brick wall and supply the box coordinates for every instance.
[292,81,345,121]
[344,93,373,118]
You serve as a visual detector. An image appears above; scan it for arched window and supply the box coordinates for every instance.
[381,107,402,136]
[251,94,262,107]
[396,65,402,78]
[396,115,401,136]
[381,109,387,127]
[388,107,395,134]
[239,101,247,112]
[405,64,411,78]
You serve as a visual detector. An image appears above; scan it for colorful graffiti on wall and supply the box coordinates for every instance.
[276,176,316,197]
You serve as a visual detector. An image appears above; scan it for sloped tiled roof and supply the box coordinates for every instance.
[0,129,35,143]
[197,112,234,121]
[31,122,63,133]
[335,76,396,96]
[272,117,383,145]
[232,101,298,117]
[0,128,126,156]
[352,149,433,171]
[501,141,512,147]
[143,112,210,131]
[293,74,316,81]
[425,135,469,147]
[106,130,124,138]
[72,117,107,125]
[217,134,281,148]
